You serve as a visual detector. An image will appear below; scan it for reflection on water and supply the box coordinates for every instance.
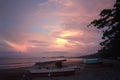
[0,57,83,70]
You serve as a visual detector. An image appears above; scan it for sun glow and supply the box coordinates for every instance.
[56,38,68,45]
[60,31,81,37]
[5,40,27,52]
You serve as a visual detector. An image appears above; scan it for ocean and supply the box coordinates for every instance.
[0,57,82,70]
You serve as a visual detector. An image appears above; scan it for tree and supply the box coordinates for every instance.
[89,0,120,59]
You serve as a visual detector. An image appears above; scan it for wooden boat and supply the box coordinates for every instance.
[29,68,75,77]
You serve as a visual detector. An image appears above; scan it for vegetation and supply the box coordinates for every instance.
[89,0,120,59]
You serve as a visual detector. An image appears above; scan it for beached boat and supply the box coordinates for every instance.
[35,59,67,68]
[29,68,75,77]
[84,58,102,64]
[29,59,75,77]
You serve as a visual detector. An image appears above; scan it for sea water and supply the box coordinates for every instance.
[0,57,82,70]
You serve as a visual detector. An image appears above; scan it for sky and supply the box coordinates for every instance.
[0,0,115,57]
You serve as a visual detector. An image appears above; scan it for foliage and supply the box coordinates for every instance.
[89,0,120,58]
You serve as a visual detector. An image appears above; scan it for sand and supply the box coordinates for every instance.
[0,59,120,80]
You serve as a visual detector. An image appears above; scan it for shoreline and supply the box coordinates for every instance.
[0,59,120,80]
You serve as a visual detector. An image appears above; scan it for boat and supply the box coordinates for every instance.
[29,68,75,77]
[84,58,102,64]
[28,59,75,77]
[35,59,67,66]
[35,59,66,68]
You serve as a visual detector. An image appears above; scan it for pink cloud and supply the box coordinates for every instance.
[37,0,114,56]
[0,0,115,57]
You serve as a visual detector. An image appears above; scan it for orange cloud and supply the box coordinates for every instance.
[60,31,83,38]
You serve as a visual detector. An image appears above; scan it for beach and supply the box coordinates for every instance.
[0,59,120,80]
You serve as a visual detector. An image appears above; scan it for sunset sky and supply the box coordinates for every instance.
[0,0,115,57]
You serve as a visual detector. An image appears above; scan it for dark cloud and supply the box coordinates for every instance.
[28,40,50,46]
[29,40,47,43]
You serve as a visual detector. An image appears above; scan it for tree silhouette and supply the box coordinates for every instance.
[89,0,120,59]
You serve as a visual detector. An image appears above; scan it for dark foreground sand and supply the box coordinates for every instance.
[0,59,120,80]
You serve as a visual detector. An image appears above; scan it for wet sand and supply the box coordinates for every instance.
[0,59,120,80]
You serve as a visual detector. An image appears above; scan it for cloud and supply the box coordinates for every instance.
[38,0,114,56]
[28,40,50,47]
[0,0,115,57]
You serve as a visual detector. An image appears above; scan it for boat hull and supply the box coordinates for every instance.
[31,71,75,77]
[30,68,75,77]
